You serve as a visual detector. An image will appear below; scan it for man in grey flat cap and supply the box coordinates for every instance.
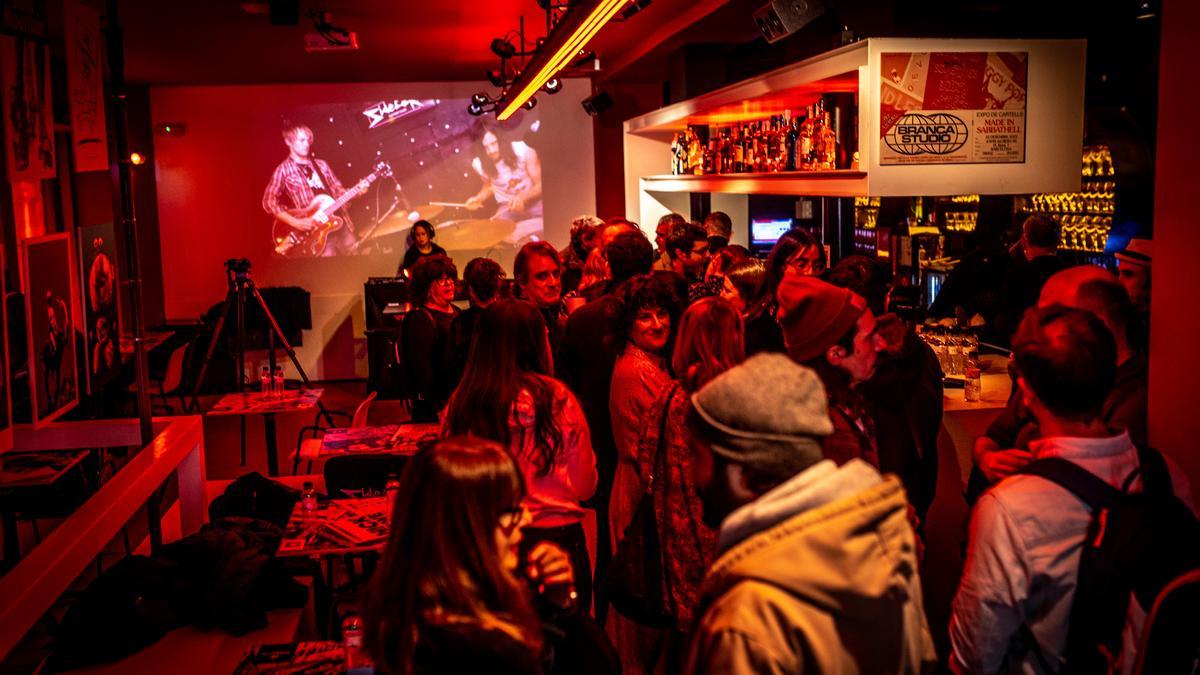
[683,353,935,675]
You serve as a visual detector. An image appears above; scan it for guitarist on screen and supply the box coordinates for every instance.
[262,123,370,257]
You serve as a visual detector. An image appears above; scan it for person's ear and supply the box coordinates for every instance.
[725,463,757,502]
[826,344,848,366]
[1018,376,1040,412]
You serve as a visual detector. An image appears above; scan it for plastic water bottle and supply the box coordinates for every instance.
[342,614,367,670]
[385,474,401,519]
[272,367,285,398]
[260,366,271,396]
[301,481,318,512]
[964,360,982,402]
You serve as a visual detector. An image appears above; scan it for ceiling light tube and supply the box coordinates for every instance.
[497,0,628,120]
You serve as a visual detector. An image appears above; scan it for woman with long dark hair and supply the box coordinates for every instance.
[398,220,447,276]
[442,299,598,611]
[365,437,616,674]
[743,228,826,355]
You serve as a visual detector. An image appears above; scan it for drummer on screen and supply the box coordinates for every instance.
[464,129,543,244]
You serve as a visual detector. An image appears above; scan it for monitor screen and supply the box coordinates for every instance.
[750,218,794,247]
[925,270,947,307]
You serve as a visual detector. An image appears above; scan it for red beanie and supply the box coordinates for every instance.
[776,275,867,363]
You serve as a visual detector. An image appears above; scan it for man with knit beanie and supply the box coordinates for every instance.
[684,353,936,674]
[776,275,886,467]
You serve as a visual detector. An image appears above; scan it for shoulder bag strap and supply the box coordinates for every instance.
[1130,443,1173,497]
[646,384,681,495]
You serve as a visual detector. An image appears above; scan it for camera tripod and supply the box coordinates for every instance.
[189,259,335,475]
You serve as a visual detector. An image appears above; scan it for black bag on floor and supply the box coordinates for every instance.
[209,471,300,529]
[46,555,190,671]
[1018,445,1200,674]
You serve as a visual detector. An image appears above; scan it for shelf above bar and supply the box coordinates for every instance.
[640,170,868,196]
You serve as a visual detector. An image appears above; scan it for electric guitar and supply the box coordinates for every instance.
[272,161,392,257]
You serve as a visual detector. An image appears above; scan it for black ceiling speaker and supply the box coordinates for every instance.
[582,91,613,116]
[753,0,824,43]
[270,0,300,25]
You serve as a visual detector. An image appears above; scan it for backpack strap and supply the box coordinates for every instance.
[1019,457,1122,513]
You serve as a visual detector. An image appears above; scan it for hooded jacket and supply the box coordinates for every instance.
[685,460,936,674]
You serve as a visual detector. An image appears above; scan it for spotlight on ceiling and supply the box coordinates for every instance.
[468,102,486,116]
[543,78,562,94]
[486,69,506,87]
[581,91,613,116]
[471,92,490,106]
[523,97,538,111]
[1135,0,1157,19]
[490,38,517,59]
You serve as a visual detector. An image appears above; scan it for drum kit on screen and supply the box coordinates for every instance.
[362,202,515,251]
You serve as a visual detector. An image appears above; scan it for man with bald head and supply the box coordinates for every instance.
[969,264,1148,495]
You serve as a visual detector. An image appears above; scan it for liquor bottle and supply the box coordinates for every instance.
[733,126,745,173]
[720,127,729,171]
[809,101,826,170]
[703,139,716,175]
[818,109,837,170]
[798,106,815,171]
[670,132,682,175]
[775,113,790,171]
[784,111,798,171]
[745,124,757,173]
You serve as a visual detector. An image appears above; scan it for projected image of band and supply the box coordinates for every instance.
[261,98,542,259]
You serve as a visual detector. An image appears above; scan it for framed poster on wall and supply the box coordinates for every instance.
[879,51,1028,166]
[21,233,82,426]
[78,223,119,392]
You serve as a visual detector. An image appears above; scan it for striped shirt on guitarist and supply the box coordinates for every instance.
[262,124,356,256]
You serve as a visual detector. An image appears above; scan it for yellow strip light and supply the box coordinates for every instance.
[497,0,629,120]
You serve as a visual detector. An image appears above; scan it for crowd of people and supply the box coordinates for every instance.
[371,212,1189,674]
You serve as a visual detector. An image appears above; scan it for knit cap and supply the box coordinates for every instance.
[691,354,832,476]
[776,275,867,363]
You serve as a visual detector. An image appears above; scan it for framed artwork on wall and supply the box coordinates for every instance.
[21,233,82,426]
[77,223,119,392]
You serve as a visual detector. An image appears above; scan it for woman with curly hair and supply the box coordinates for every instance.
[442,299,598,612]
[607,273,685,544]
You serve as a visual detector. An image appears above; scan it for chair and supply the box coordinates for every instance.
[1133,568,1200,673]
[155,341,190,413]
[125,340,191,415]
[291,391,377,475]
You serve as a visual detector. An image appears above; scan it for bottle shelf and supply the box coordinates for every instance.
[641,170,868,196]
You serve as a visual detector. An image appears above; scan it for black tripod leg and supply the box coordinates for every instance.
[246,282,337,426]
[187,287,238,412]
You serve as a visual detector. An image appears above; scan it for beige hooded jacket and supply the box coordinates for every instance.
[686,460,937,674]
